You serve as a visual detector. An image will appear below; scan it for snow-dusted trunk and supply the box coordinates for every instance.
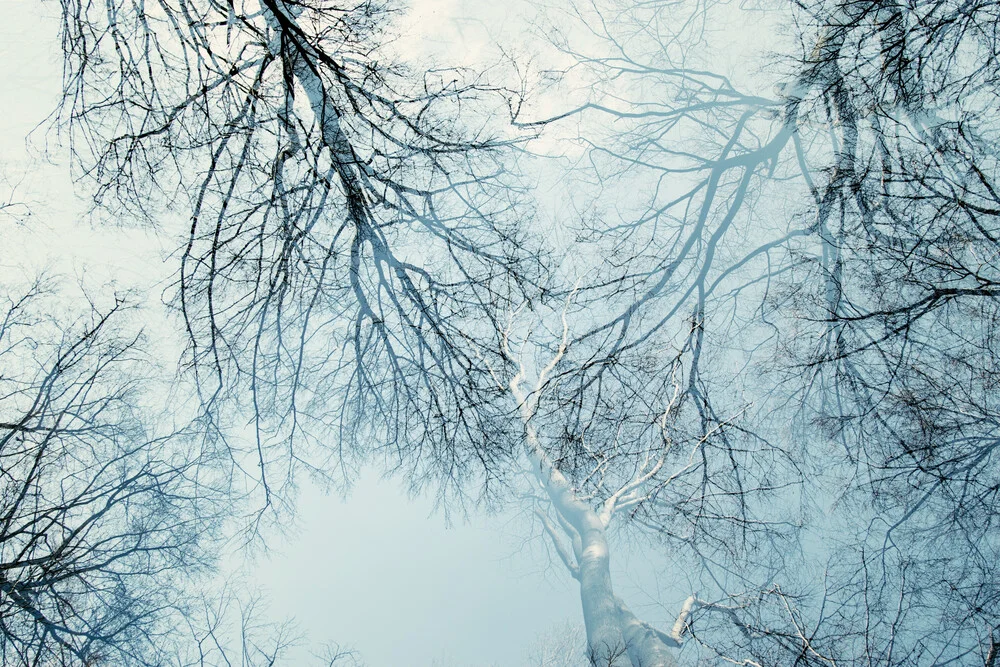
[530,440,680,667]
[574,516,681,666]
[576,513,630,665]
[522,415,629,664]
[511,355,678,666]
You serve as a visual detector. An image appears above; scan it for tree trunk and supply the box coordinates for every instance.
[576,515,630,666]
[513,365,678,666]
[574,512,679,666]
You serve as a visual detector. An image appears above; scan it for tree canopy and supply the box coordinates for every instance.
[1,0,998,664]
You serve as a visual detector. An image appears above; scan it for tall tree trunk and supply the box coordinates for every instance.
[576,514,630,666]
[512,349,679,666]
[523,420,678,666]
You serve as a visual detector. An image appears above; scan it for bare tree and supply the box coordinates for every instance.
[35,0,1000,663]
[779,0,1000,659]
[523,621,588,667]
[486,285,795,666]
[463,0,813,662]
[0,278,218,665]
[178,585,365,666]
[0,272,364,664]
[48,0,821,663]
[54,0,543,516]
[513,0,1000,663]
